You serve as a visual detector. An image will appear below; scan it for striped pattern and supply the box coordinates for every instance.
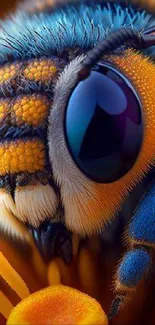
[0,57,64,177]
[0,58,63,97]
[0,10,68,235]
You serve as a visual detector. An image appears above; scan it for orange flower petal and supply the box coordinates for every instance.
[7,285,108,325]
[78,247,101,299]
[47,260,61,285]
[0,237,46,294]
[0,292,13,319]
[0,252,30,300]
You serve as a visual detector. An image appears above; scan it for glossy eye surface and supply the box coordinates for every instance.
[64,63,143,183]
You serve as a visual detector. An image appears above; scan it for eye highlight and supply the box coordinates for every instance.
[64,63,143,183]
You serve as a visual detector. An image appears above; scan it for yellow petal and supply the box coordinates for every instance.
[30,239,48,286]
[78,247,100,298]
[0,252,30,300]
[7,285,108,325]
[48,260,61,285]
[0,291,13,319]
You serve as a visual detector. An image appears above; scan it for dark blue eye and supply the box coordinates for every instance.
[64,63,143,183]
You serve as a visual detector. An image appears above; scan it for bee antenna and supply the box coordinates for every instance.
[78,28,155,80]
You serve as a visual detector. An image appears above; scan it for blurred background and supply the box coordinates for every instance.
[0,0,18,18]
[0,0,155,18]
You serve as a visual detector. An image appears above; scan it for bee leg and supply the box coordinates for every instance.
[28,221,73,264]
[109,247,151,319]
[109,182,155,319]
[108,295,125,319]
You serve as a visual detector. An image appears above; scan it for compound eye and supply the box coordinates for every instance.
[64,63,143,183]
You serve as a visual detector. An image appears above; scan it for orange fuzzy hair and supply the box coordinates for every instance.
[89,50,155,229]
[62,50,155,235]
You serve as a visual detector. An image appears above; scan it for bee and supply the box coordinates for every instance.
[0,0,154,318]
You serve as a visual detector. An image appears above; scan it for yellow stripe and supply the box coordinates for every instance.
[0,139,45,175]
[0,253,30,300]
[12,94,50,127]
[0,291,13,319]
[0,100,9,120]
[0,62,21,84]
[24,59,57,82]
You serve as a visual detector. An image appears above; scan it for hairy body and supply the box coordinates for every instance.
[0,0,154,318]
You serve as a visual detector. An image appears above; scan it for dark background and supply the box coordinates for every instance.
[0,0,18,18]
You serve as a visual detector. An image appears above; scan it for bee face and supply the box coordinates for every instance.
[49,48,155,236]
[0,0,154,242]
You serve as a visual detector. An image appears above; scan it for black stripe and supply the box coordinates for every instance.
[0,124,46,141]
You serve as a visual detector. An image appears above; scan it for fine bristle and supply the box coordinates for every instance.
[15,183,58,227]
[0,190,27,239]
[65,51,155,235]
[49,50,155,236]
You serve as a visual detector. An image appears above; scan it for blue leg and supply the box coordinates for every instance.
[109,182,155,319]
